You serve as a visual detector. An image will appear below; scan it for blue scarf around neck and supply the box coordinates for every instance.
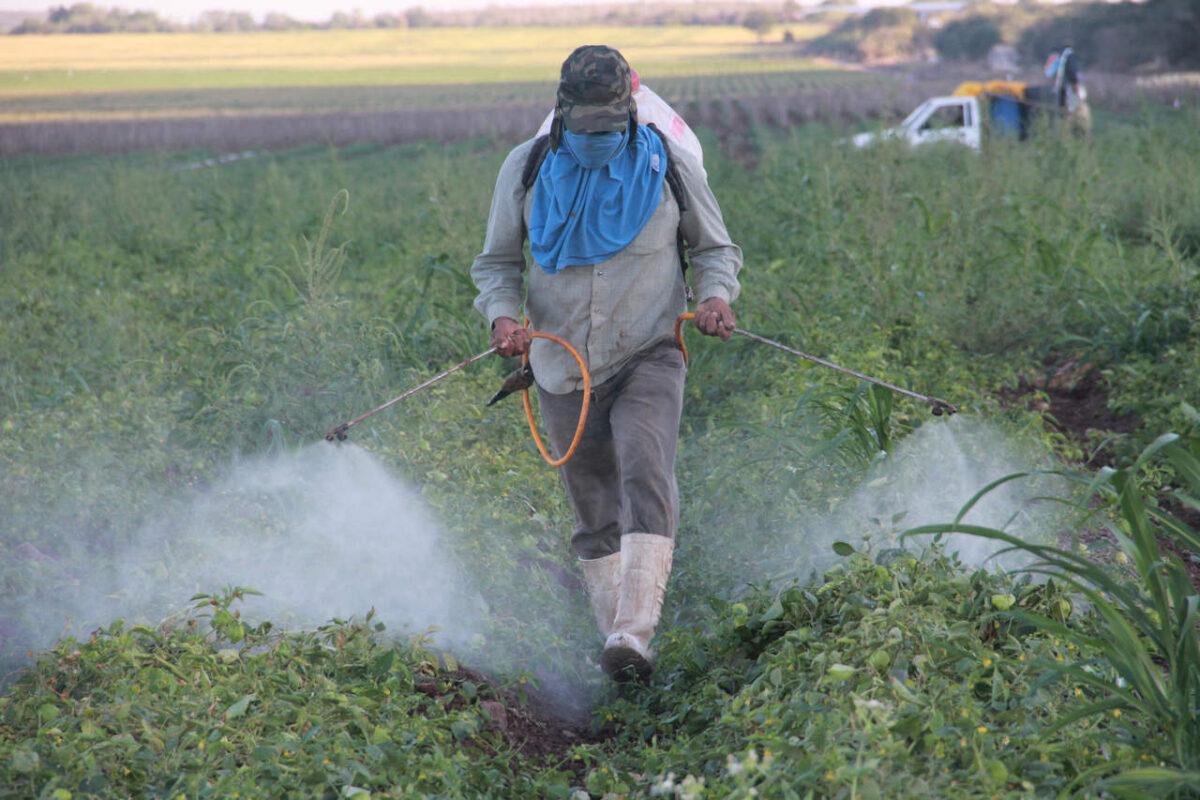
[529,125,667,274]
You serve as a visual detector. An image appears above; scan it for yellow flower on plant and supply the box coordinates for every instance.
[977,726,988,734]
[982,657,992,668]
[1074,687,1083,697]
[1112,709,1122,718]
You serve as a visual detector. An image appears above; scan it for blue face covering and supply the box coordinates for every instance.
[528,124,667,274]
[562,130,626,169]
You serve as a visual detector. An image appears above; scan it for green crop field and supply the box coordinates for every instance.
[2,103,1199,798]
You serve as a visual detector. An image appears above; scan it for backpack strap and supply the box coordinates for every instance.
[520,134,552,190]
[646,124,694,299]
[646,123,688,215]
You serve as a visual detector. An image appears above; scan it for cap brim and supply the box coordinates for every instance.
[562,105,629,134]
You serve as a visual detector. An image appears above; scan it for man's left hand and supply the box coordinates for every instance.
[694,297,736,341]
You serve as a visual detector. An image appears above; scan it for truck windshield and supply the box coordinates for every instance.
[920,104,966,131]
[901,101,932,129]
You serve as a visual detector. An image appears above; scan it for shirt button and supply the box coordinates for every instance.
[597,270,604,276]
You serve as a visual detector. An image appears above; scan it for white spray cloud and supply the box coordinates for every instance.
[813,416,1071,572]
[4,443,482,662]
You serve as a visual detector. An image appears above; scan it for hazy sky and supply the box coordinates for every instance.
[0,0,760,24]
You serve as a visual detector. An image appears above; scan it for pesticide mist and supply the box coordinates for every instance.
[683,415,1073,592]
[1,444,482,672]
[827,416,1070,567]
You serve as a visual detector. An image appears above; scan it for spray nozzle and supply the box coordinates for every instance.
[931,401,958,417]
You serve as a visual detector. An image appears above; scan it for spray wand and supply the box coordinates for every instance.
[673,313,957,417]
[325,313,956,452]
[325,347,496,442]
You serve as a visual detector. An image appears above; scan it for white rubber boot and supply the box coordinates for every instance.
[601,533,674,681]
[578,552,621,639]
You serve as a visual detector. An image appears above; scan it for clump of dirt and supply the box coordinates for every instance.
[999,356,1137,467]
[426,664,616,777]
[486,682,616,767]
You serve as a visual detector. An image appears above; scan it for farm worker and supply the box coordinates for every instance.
[535,66,706,170]
[470,45,742,680]
[1045,46,1090,134]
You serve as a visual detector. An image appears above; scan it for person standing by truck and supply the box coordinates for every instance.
[1044,46,1091,134]
[470,45,742,680]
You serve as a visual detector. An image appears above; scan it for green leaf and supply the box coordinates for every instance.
[761,595,785,621]
[370,649,396,678]
[449,717,477,740]
[828,663,856,681]
[990,593,1016,611]
[832,541,855,557]
[224,694,255,720]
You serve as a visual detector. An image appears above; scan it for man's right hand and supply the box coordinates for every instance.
[491,317,532,357]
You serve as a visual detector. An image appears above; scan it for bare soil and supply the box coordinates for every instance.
[1002,356,1200,591]
[998,356,1137,468]
[431,664,617,777]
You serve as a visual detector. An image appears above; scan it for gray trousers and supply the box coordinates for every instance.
[538,340,686,560]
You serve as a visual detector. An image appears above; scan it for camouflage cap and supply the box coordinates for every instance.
[556,45,633,134]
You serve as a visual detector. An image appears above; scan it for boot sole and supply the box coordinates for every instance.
[601,644,652,682]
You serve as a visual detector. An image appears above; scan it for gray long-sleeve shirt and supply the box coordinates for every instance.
[470,137,742,395]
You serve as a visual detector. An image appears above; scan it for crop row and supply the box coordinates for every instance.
[2,68,1195,156]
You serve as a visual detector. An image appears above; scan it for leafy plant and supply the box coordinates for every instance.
[905,432,1200,793]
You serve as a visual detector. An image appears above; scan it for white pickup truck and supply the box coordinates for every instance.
[850,79,1087,152]
[851,94,986,150]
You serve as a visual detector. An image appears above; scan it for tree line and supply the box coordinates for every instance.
[10,3,438,33]
[9,1,803,34]
[10,0,1197,73]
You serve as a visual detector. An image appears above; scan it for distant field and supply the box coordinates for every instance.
[0,68,874,122]
[0,25,831,98]
[0,24,927,155]
[3,24,1188,156]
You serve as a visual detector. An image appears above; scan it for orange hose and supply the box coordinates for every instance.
[520,313,694,467]
[674,311,696,365]
[520,331,591,468]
